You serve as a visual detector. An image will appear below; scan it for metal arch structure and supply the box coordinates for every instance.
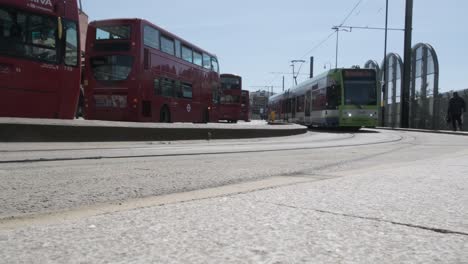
[364,60,381,76]
[364,60,380,76]
[363,43,439,129]
[381,53,404,128]
[410,43,440,129]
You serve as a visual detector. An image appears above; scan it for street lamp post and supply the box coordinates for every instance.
[332,27,350,69]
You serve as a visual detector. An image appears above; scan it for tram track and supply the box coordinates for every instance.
[0,132,404,165]
[0,131,354,153]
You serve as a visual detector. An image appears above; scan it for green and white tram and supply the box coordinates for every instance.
[268,68,378,129]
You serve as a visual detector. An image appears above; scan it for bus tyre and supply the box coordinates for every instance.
[202,109,209,123]
[159,106,171,123]
[75,88,84,119]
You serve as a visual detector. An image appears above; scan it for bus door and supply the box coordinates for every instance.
[58,19,80,118]
[175,81,194,122]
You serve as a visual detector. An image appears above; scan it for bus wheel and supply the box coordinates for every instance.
[159,106,171,123]
[75,88,84,119]
[202,109,209,123]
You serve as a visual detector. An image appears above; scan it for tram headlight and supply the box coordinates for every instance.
[347,113,352,117]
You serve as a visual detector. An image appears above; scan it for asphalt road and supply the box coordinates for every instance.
[0,129,467,263]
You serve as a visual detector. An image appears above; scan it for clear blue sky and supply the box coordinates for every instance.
[82,0,468,93]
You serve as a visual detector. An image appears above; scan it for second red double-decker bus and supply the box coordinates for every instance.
[0,0,81,119]
[219,73,242,123]
[240,90,250,122]
[83,18,221,123]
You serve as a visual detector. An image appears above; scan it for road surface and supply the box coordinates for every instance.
[0,129,467,263]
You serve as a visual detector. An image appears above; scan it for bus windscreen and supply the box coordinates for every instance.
[0,6,58,63]
[91,55,133,81]
[221,77,241,90]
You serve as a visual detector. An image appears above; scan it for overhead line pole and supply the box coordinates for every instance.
[382,0,389,126]
[334,28,339,69]
[401,0,413,128]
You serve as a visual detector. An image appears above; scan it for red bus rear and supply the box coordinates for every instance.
[0,0,81,119]
[219,74,242,123]
[83,19,221,123]
[240,90,250,122]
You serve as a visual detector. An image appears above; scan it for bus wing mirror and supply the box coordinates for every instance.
[58,17,63,40]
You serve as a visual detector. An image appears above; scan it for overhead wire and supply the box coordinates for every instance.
[299,0,365,60]
[267,0,366,89]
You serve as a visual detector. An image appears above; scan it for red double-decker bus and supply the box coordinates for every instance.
[240,90,250,122]
[219,73,242,123]
[83,19,221,123]
[0,0,81,119]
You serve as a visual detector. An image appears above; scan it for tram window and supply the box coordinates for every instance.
[296,96,301,112]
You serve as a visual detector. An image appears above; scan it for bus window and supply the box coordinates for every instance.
[161,78,174,97]
[0,8,58,64]
[160,35,174,55]
[143,25,159,49]
[175,40,181,58]
[181,45,192,63]
[154,78,161,95]
[202,53,211,69]
[64,20,79,67]
[193,51,202,66]
[211,57,219,73]
[96,25,130,40]
[181,83,193,99]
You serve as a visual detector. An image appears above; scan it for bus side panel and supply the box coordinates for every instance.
[0,57,61,118]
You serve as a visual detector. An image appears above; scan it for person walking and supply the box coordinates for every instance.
[447,92,466,131]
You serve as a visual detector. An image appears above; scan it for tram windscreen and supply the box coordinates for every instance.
[343,70,377,106]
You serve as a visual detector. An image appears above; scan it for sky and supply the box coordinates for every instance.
[82,0,468,93]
